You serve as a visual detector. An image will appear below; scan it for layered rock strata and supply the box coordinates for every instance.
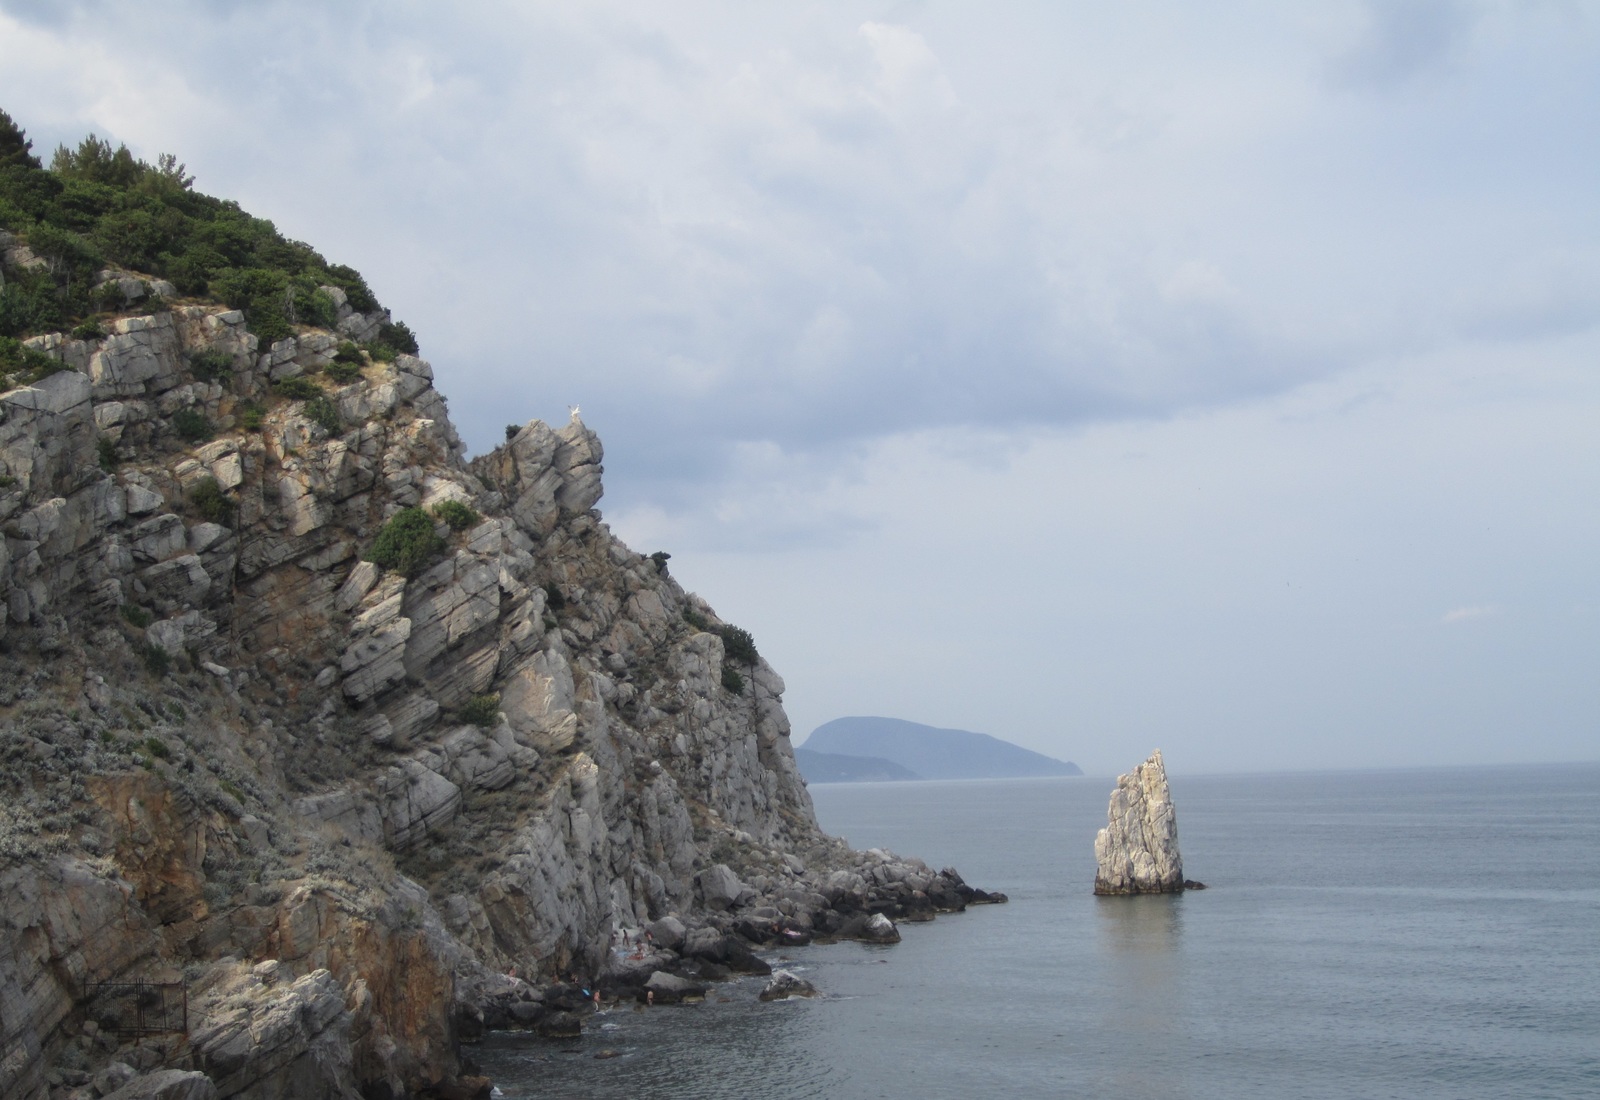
[1092,749,1184,895]
[0,260,1002,1098]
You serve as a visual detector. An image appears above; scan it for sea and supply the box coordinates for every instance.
[475,763,1600,1099]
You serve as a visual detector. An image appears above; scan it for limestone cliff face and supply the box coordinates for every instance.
[0,277,985,1099]
[1093,749,1184,895]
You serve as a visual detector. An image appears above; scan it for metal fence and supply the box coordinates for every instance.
[86,982,188,1038]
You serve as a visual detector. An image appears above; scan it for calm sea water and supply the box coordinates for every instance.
[476,764,1600,1099]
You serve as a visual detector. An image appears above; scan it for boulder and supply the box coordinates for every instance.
[859,912,901,944]
[696,863,748,911]
[758,969,819,1002]
[646,915,686,951]
[642,971,706,1005]
[1093,749,1185,895]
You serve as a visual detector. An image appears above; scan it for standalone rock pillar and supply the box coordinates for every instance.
[1093,749,1184,895]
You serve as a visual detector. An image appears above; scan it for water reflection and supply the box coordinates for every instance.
[1091,895,1190,1099]
[1096,893,1183,955]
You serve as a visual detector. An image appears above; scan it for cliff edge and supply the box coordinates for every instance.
[0,221,998,1095]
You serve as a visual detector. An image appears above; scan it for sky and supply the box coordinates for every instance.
[2,0,1595,774]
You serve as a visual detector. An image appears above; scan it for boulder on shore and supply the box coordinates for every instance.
[1093,749,1185,895]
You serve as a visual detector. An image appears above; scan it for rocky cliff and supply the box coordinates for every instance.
[0,246,999,1099]
[1092,749,1184,895]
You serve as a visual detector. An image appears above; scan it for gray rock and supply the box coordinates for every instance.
[101,1069,217,1100]
[646,915,686,951]
[759,969,820,1001]
[1093,749,1185,895]
[860,913,901,943]
[696,863,748,911]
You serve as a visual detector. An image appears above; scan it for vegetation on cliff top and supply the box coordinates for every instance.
[0,107,416,352]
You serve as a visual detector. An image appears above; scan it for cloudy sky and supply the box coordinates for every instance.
[3,0,1595,774]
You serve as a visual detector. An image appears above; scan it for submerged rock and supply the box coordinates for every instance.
[1093,749,1185,895]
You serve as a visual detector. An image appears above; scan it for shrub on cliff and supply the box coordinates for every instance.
[0,110,404,345]
[715,624,759,665]
[190,477,234,525]
[458,694,501,728]
[303,395,341,434]
[171,407,213,442]
[273,375,322,400]
[432,499,479,532]
[0,336,65,389]
[366,507,445,578]
[188,348,233,382]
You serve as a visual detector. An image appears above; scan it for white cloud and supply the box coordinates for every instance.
[3,0,1598,770]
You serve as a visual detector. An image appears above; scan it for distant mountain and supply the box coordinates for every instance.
[793,747,921,783]
[802,717,1082,780]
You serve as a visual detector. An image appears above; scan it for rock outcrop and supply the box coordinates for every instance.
[0,241,1003,1098]
[1093,749,1184,895]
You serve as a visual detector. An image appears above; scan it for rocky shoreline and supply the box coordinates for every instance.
[0,235,1004,1098]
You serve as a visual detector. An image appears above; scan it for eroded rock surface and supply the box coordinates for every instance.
[1093,749,1185,895]
[0,256,1003,1098]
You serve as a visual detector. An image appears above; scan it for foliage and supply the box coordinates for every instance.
[189,477,234,525]
[171,407,213,442]
[714,623,759,664]
[238,402,265,431]
[97,436,118,471]
[721,666,745,695]
[303,394,341,434]
[139,641,170,676]
[458,694,501,728]
[188,348,233,381]
[365,507,445,578]
[650,550,671,574]
[432,499,480,531]
[367,320,418,361]
[140,736,171,760]
[119,603,153,628]
[0,335,64,389]
[683,608,709,631]
[0,112,401,345]
[71,318,103,340]
[273,375,322,400]
[324,359,362,384]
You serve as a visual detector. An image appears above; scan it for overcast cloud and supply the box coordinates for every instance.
[2,1,1594,772]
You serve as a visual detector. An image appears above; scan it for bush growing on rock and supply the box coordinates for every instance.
[96,436,117,470]
[0,335,65,388]
[273,375,322,400]
[304,395,341,434]
[0,110,404,343]
[325,359,362,384]
[458,694,500,727]
[366,507,445,577]
[715,624,758,664]
[171,408,213,442]
[190,477,234,525]
[119,603,153,628]
[432,499,479,531]
[722,667,745,695]
[238,402,265,430]
[188,348,233,382]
